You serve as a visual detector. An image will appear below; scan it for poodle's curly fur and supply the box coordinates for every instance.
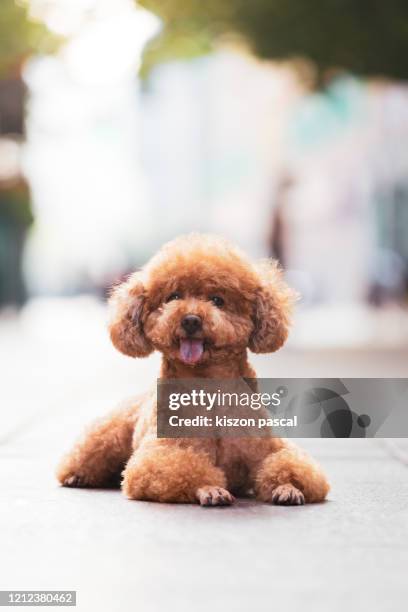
[57,234,329,507]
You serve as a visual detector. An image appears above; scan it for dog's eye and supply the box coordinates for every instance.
[165,292,182,303]
[210,296,224,308]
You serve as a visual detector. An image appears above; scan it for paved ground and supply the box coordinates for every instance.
[1,299,408,611]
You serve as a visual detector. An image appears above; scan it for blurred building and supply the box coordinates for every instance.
[280,77,408,306]
[141,49,300,257]
[142,58,408,308]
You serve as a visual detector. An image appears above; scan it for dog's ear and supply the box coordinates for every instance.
[108,272,153,358]
[249,260,298,354]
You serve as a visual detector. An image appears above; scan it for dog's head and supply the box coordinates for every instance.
[109,234,297,367]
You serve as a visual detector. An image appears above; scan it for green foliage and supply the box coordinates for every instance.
[0,0,56,78]
[0,1,407,81]
[138,0,408,81]
[140,26,213,79]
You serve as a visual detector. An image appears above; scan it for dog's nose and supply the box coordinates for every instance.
[181,314,202,335]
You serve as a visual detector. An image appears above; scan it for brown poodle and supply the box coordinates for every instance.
[57,234,329,506]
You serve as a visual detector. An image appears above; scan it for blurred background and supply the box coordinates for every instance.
[1,0,408,429]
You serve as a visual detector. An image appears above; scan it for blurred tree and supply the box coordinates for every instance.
[0,0,55,79]
[138,0,408,82]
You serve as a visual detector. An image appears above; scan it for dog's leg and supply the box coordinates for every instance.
[122,441,234,506]
[254,443,329,505]
[56,400,139,488]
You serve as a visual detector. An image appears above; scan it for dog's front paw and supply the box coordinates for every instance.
[59,473,90,488]
[271,484,305,506]
[196,486,235,507]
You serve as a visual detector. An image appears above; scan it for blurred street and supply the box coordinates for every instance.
[0,299,407,611]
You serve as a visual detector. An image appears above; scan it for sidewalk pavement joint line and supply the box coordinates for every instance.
[380,439,408,466]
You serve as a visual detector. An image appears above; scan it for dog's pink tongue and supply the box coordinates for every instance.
[179,339,204,364]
